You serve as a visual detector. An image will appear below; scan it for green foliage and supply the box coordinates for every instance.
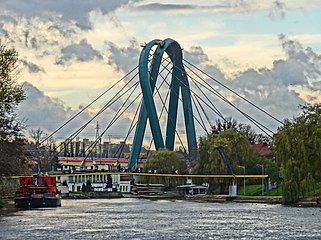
[0,199,7,207]
[274,104,321,204]
[62,180,68,186]
[194,129,253,175]
[0,41,28,175]
[106,174,112,188]
[0,178,19,197]
[143,149,187,174]
[85,180,92,192]
[81,181,93,192]
[142,149,187,187]
[193,129,254,192]
[238,184,262,196]
[211,117,272,144]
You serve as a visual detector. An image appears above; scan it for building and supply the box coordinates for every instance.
[251,144,273,158]
[56,157,148,193]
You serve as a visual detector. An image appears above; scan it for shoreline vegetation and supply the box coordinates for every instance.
[1,193,320,216]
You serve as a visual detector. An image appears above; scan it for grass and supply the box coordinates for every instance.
[0,199,8,207]
[209,181,321,198]
[266,186,282,196]
[238,184,262,196]
[237,184,282,196]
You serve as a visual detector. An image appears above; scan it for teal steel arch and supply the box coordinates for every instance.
[128,39,196,169]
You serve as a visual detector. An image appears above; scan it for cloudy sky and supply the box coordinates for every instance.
[1,0,321,145]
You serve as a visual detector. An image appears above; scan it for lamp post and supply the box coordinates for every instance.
[238,165,246,196]
[256,164,264,195]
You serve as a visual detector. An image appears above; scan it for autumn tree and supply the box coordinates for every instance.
[28,128,58,172]
[0,41,28,175]
[274,104,321,204]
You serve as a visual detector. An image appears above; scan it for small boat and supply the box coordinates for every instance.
[15,175,61,209]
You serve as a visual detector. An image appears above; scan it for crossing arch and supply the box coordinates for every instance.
[128,38,196,169]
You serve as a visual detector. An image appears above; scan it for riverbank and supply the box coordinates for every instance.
[129,194,283,204]
[125,193,321,207]
[0,199,18,216]
[63,191,123,199]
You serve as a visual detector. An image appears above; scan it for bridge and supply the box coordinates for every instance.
[35,38,280,178]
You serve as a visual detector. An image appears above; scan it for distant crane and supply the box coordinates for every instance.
[216,146,234,175]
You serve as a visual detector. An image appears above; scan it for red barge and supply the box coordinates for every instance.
[15,175,61,209]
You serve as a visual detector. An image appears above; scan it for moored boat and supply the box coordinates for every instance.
[15,175,61,209]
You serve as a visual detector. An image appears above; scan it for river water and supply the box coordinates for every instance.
[1,198,321,239]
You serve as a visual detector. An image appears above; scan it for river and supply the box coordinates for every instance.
[1,198,321,239]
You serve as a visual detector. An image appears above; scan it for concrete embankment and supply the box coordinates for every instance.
[124,193,283,204]
[295,197,321,207]
[63,191,123,199]
[190,195,321,207]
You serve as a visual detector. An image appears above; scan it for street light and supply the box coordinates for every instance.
[238,165,246,196]
[256,164,264,196]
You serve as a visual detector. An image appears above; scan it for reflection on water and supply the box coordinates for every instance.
[1,198,321,239]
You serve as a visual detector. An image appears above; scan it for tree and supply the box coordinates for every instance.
[143,149,187,187]
[211,117,272,144]
[28,128,58,172]
[274,104,321,204]
[85,180,92,192]
[106,174,113,188]
[193,129,254,193]
[0,41,28,175]
[143,149,187,174]
[194,129,253,174]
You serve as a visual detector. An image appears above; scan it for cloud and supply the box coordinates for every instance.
[190,34,321,132]
[133,2,249,12]
[269,1,287,20]
[0,0,134,30]
[15,34,321,142]
[17,82,137,142]
[184,46,209,65]
[20,59,45,73]
[56,39,103,65]
[17,82,96,140]
[105,38,140,73]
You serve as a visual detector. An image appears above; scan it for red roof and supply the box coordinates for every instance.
[251,144,273,156]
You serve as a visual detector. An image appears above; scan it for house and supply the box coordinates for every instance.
[251,144,273,157]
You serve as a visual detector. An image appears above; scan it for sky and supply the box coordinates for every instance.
[1,0,321,145]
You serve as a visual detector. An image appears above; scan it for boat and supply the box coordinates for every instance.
[132,183,165,195]
[15,175,61,209]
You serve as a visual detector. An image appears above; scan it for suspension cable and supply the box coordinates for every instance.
[184,63,274,136]
[157,56,222,134]
[191,94,209,135]
[83,81,141,160]
[56,72,140,155]
[40,66,139,145]
[183,59,282,124]
[159,54,274,137]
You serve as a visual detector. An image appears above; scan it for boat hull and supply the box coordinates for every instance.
[15,194,61,209]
